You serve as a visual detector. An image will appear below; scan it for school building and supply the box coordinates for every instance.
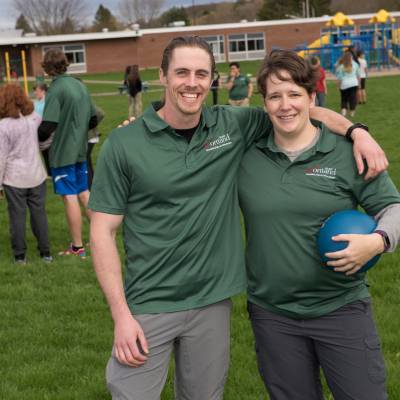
[1,11,399,77]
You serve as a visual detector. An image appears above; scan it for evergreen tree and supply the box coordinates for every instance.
[310,0,330,17]
[93,4,118,31]
[159,6,190,27]
[258,0,330,20]
[15,14,33,33]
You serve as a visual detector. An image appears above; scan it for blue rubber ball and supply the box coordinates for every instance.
[317,210,380,273]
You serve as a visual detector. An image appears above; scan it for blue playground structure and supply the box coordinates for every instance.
[294,11,399,72]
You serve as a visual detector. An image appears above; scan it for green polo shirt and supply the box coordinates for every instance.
[89,102,271,314]
[43,74,95,168]
[238,125,400,319]
[228,74,250,100]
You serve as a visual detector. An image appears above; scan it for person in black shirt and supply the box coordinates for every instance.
[124,65,143,118]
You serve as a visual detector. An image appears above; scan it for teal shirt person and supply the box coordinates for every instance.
[227,74,251,100]
[336,60,360,90]
[34,99,45,117]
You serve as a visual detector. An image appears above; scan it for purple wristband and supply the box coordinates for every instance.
[374,230,390,252]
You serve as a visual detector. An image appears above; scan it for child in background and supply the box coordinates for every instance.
[33,83,51,176]
[336,51,360,117]
[124,65,142,118]
[87,105,105,189]
[357,50,368,104]
[33,83,47,117]
[310,56,327,107]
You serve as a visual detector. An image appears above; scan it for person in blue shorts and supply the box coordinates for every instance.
[38,49,97,258]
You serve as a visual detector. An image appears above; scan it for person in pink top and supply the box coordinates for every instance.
[0,84,52,264]
[310,56,327,107]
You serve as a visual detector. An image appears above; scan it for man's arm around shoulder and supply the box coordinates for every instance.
[310,106,388,180]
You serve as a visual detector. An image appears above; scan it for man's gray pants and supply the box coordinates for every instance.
[3,182,50,257]
[106,299,232,400]
[248,298,387,400]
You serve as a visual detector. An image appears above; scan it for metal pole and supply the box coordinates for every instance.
[21,50,29,96]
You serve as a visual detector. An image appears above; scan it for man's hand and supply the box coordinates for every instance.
[118,116,136,128]
[114,313,149,367]
[352,128,388,180]
[325,233,384,275]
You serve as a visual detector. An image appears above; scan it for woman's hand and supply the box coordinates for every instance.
[325,233,385,275]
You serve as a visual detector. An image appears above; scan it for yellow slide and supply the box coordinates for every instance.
[298,34,330,58]
[390,29,400,65]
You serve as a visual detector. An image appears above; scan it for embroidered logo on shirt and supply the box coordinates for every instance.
[305,165,336,179]
[204,134,232,152]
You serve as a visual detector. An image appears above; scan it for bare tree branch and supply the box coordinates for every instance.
[118,0,165,24]
[13,0,89,35]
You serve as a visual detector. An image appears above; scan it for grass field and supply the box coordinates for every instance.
[1,71,399,399]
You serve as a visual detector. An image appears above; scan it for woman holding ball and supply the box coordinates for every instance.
[238,50,400,400]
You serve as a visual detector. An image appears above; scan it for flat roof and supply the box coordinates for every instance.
[0,11,399,46]
[0,29,141,46]
[142,11,400,34]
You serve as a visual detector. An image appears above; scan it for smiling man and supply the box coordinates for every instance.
[89,36,388,400]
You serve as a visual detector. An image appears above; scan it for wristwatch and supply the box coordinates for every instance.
[345,123,369,142]
[374,230,390,252]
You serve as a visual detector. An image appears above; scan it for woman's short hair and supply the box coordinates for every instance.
[257,50,318,98]
[0,83,34,118]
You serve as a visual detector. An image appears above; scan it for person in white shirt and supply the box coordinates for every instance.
[0,84,52,264]
[357,50,368,104]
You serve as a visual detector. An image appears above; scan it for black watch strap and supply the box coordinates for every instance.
[345,123,369,142]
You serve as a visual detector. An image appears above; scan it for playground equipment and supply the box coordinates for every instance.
[296,10,399,72]
[2,50,29,95]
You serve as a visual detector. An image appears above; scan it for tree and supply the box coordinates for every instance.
[258,0,299,20]
[309,0,330,17]
[258,0,330,20]
[330,0,400,14]
[92,4,118,31]
[159,6,190,27]
[13,0,88,35]
[118,0,165,25]
[15,14,33,33]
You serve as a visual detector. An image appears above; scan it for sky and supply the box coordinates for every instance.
[0,0,232,31]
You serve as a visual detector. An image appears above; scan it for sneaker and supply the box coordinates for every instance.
[14,255,27,265]
[40,253,54,263]
[58,244,86,259]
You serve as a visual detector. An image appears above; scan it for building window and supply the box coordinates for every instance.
[203,35,225,63]
[228,32,265,61]
[42,43,86,73]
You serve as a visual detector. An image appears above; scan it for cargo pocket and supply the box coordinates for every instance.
[364,335,386,384]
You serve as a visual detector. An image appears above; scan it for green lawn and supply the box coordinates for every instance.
[76,59,262,83]
[1,74,399,399]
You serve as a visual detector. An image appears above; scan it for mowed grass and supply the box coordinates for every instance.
[1,72,400,400]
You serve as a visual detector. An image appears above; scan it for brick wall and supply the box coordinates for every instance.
[3,16,375,76]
